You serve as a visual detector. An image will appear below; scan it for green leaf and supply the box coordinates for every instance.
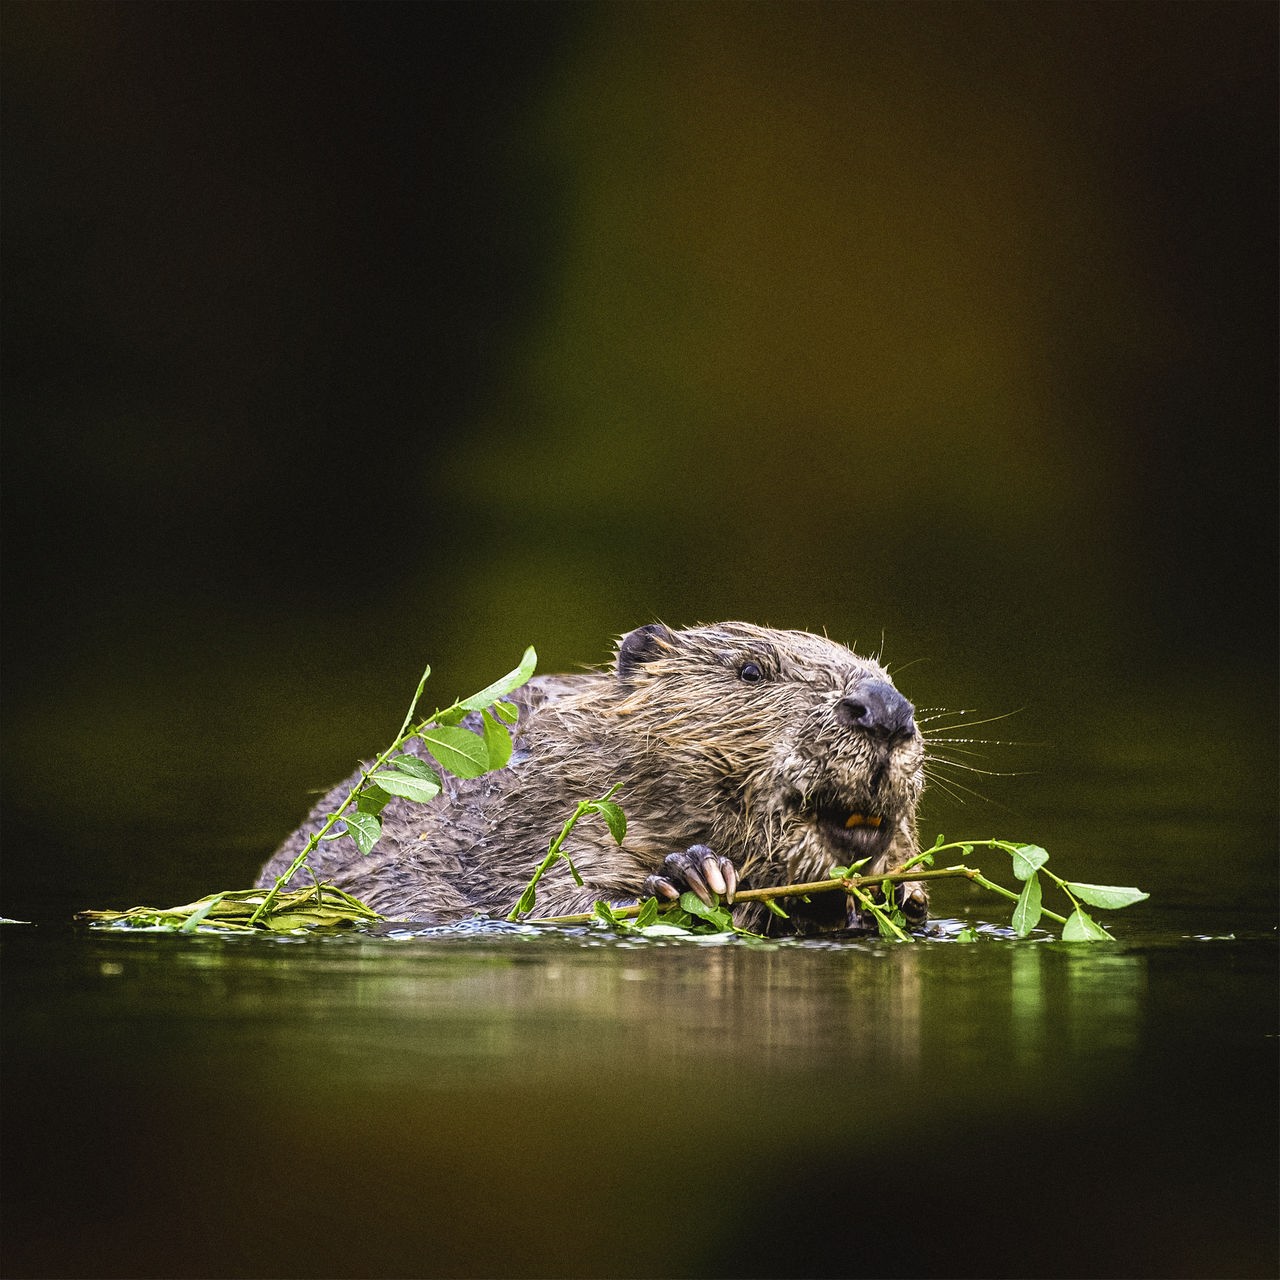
[1010,843,1049,881]
[261,913,311,932]
[1062,907,1114,942]
[1063,882,1149,910]
[875,910,902,940]
[420,725,491,779]
[356,783,392,816]
[481,709,513,771]
[955,926,978,943]
[512,884,536,917]
[594,901,624,928]
[343,811,382,855]
[764,898,790,918]
[458,646,538,713]
[633,897,660,929]
[587,799,627,845]
[179,893,226,934]
[263,903,375,931]
[492,700,519,725]
[388,754,438,781]
[829,857,870,878]
[369,770,442,804]
[657,906,695,930]
[678,891,733,931]
[678,890,715,917]
[1012,871,1043,937]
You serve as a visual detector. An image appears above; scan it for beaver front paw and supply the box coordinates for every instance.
[642,844,739,908]
[848,878,929,931]
[898,880,928,925]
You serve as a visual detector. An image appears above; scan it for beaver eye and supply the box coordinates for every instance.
[739,662,764,683]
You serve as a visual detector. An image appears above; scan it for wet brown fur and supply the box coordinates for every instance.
[256,622,928,932]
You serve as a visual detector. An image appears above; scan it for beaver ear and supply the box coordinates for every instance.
[616,623,676,678]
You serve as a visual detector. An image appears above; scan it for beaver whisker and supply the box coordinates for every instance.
[921,767,993,805]
[921,708,1023,735]
[881,653,929,679]
[921,773,973,806]
[924,734,1025,747]
[922,740,991,758]
[924,750,995,770]
[926,754,1025,779]
[925,744,1008,768]
[915,707,973,725]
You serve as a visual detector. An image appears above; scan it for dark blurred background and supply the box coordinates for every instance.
[2,1,1276,916]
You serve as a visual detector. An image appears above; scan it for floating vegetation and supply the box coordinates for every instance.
[77,883,381,934]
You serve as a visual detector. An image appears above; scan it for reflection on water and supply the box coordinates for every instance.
[1009,946,1145,1067]
[54,922,1155,1100]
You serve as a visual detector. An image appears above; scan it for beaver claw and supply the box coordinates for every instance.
[848,878,929,931]
[898,881,928,924]
[642,845,739,907]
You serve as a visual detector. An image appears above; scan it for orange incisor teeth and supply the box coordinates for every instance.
[844,813,883,829]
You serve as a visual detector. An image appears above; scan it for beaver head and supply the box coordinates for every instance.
[604,621,925,926]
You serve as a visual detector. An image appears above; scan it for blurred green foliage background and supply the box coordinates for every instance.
[2,2,1275,910]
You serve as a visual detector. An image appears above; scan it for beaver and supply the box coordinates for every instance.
[257,622,929,934]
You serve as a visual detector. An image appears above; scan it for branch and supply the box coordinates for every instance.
[525,864,1047,927]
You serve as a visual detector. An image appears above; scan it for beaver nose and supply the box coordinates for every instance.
[836,680,916,742]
